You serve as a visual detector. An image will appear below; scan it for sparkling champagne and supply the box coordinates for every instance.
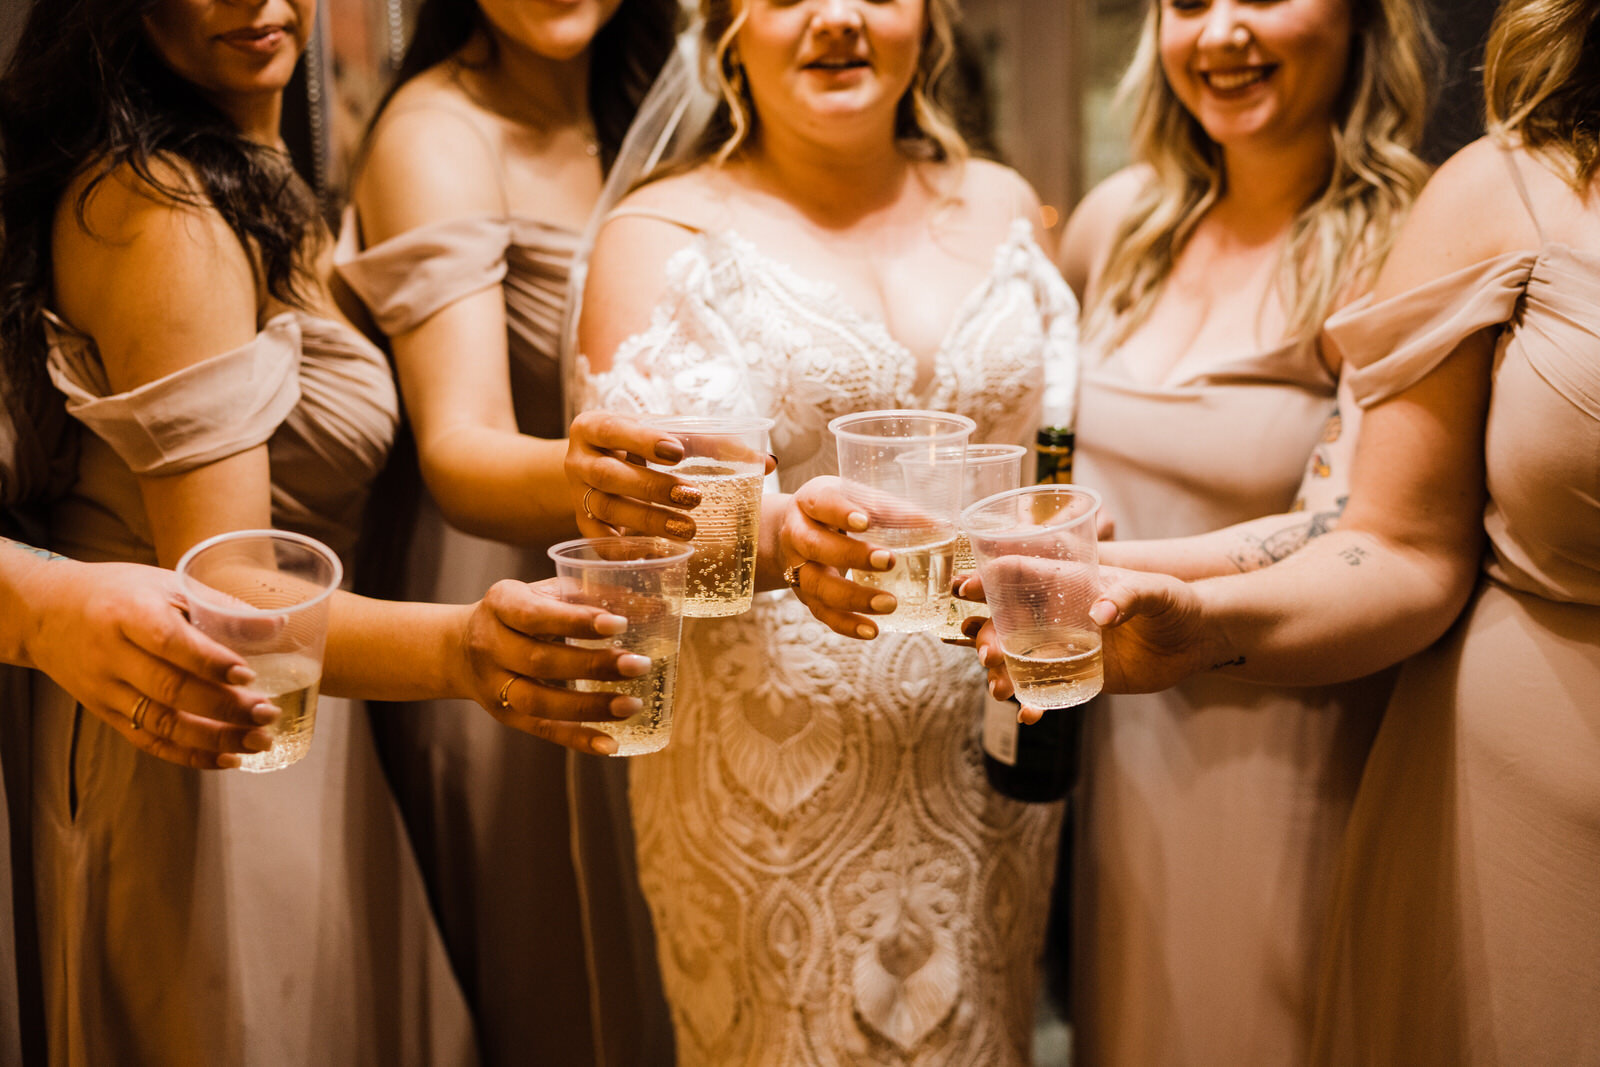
[679,463,763,618]
[239,652,321,773]
[574,645,680,756]
[851,538,955,633]
[936,532,979,639]
[1003,632,1104,710]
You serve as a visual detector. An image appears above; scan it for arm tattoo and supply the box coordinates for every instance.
[1338,544,1369,567]
[0,536,66,563]
[1209,655,1247,670]
[1225,496,1349,573]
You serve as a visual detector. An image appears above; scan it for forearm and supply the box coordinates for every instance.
[1196,527,1479,685]
[1103,502,1345,581]
[322,591,475,702]
[0,537,69,667]
[754,492,794,591]
[421,427,580,545]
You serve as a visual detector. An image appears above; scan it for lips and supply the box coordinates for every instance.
[217,25,291,54]
[803,55,869,72]
[1200,65,1275,93]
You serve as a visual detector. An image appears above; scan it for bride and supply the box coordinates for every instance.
[572,0,1077,1062]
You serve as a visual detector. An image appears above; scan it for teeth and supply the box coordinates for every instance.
[1205,68,1267,91]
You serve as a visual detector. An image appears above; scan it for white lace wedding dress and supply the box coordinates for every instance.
[580,219,1077,1066]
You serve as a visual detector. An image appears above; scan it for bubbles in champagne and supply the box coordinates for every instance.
[573,643,680,756]
[679,463,763,618]
[936,532,980,639]
[1003,631,1103,710]
[239,652,321,773]
[851,538,956,633]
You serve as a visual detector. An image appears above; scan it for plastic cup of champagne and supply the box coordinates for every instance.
[960,486,1104,710]
[646,415,773,618]
[936,444,1029,640]
[828,410,976,633]
[176,529,342,772]
[548,536,693,756]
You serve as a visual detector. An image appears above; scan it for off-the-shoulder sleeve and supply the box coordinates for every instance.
[335,208,512,336]
[1324,251,1537,408]
[46,314,301,476]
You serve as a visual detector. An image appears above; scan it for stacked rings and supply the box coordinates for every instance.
[129,694,152,731]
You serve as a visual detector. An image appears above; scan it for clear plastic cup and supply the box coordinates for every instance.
[961,486,1103,710]
[937,444,1029,640]
[548,536,693,756]
[829,410,975,633]
[176,530,342,772]
[647,415,773,618]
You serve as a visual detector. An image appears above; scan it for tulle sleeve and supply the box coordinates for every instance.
[45,313,301,476]
[1324,251,1537,408]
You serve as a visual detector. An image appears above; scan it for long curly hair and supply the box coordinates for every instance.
[367,0,682,175]
[694,0,968,166]
[1484,0,1600,188]
[1084,0,1437,349]
[0,0,320,500]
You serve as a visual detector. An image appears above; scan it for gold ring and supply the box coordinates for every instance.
[498,676,516,710]
[581,487,600,522]
[130,694,152,731]
[782,563,805,591]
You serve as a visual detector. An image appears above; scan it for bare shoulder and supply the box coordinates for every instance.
[580,169,728,370]
[951,159,1051,250]
[1370,137,1537,302]
[52,157,259,389]
[353,71,505,242]
[1060,164,1152,300]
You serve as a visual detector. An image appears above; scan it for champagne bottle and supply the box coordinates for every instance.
[981,350,1082,802]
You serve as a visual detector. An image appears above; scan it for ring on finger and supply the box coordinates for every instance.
[130,694,152,731]
[782,562,805,590]
[498,676,516,710]
[581,486,600,522]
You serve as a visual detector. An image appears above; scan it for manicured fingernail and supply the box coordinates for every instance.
[654,439,685,462]
[767,453,780,467]
[961,616,985,638]
[668,484,702,507]
[617,654,651,677]
[243,729,274,753]
[981,648,1001,669]
[870,593,897,614]
[989,677,1002,698]
[856,623,877,639]
[217,754,242,769]
[958,577,975,598]
[226,665,257,686]
[1090,600,1117,626]
[869,549,893,571]
[596,613,629,636]
[666,517,696,539]
[251,703,282,725]
[847,511,870,532]
[593,736,619,756]
[1017,706,1031,724]
[611,696,644,717]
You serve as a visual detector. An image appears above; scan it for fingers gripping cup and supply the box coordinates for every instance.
[548,537,692,756]
[177,530,342,772]
[938,444,1029,640]
[829,410,976,633]
[646,415,773,618]
[961,486,1104,710]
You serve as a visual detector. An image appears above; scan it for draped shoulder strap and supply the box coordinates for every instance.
[1501,147,1549,246]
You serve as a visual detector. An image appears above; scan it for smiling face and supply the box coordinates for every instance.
[735,0,925,144]
[1158,0,1353,150]
[142,0,313,102]
[476,0,624,62]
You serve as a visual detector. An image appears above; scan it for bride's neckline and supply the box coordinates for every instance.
[693,220,1039,389]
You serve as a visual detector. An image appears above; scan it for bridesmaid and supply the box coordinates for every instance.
[339,1,682,1062]
[1017,0,1600,1057]
[1055,0,1433,1061]
[0,0,651,1060]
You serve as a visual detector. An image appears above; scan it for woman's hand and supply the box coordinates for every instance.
[456,578,662,756]
[20,559,277,770]
[565,411,701,540]
[963,566,1225,720]
[767,476,900,640]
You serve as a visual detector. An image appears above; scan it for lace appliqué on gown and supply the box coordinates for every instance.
[580,221,1076,1066]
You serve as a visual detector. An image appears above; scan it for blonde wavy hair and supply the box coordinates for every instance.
[1484,0,1600,188]
[696,0,967,166]
[1084,0,1436,349]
